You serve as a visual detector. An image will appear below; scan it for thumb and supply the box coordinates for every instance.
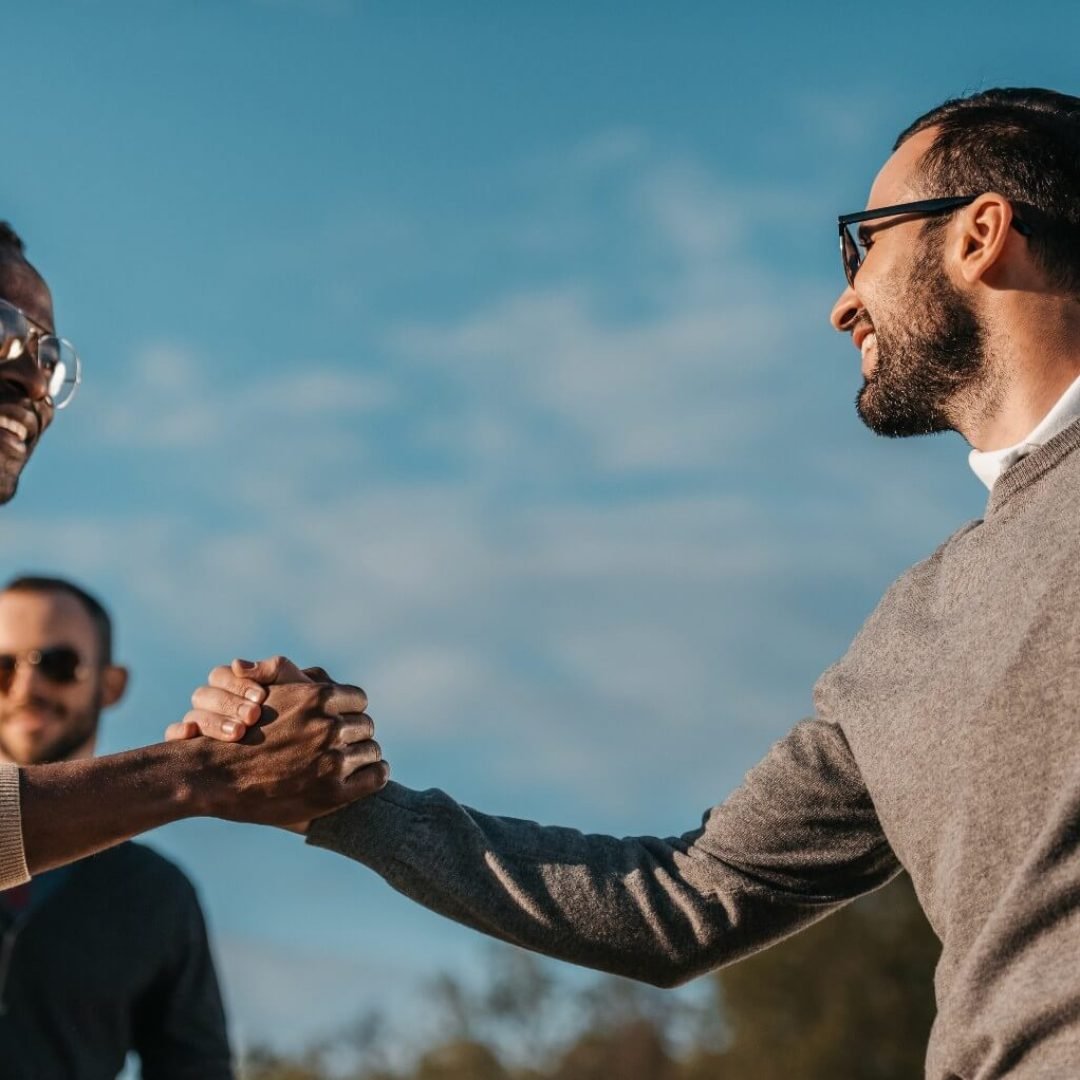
[232,655,313,685]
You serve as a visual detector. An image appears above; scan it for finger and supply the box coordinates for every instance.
[233,655,312,685]
[164,719,200,742]
[341,759,391,795]
[340,739,382,776]
[191,685,262,727]
[207,664,268,704]
[180,708,247,742]
[320,683,369,715]
[302,666,333,683]
[336,713,375,746]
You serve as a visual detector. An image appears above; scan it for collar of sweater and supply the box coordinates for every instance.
[969,372,1080,491]
[984,413,1080,514]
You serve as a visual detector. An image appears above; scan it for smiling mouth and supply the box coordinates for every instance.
[0,416,29,457]
[0,416,29,444]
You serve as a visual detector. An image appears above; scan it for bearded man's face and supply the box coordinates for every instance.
[855,232,990,438]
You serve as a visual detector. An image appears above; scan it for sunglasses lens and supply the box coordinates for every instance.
[841,227,861,286]
[0,656,16,689]
[38,338,80,408]
[37,647,81,683]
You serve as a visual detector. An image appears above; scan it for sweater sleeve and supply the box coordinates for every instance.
[306,718,899,987]
[0,764,28,890]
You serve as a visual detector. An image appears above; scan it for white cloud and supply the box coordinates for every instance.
[0,132,979,823]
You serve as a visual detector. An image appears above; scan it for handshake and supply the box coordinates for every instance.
[164,654,387,833]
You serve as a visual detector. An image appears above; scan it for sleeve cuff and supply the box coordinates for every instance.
[0,763,29,889]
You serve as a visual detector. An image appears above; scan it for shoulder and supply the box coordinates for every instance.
[80,841,202,908]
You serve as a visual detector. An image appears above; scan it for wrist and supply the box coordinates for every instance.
[160,737,219,819]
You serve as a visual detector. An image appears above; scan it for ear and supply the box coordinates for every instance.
[951,193,1014,286]
[99,664,129,709]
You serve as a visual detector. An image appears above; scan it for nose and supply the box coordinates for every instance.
[829,285,862,334]
[4,660,39,700]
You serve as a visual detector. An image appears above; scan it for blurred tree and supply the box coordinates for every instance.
[241,1044,327,1080]
[550,1018,675,1080]
[238,875,938,1080]
[709,874,939,1079]
[414,1039,509,1080]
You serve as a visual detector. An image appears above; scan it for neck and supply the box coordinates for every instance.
[960,298,1080,451]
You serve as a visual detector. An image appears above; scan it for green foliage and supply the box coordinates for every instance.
[711,874,939,1079]
[240,875,938,1080]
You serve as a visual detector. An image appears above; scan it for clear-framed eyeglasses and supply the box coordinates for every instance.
[0,296,81,409]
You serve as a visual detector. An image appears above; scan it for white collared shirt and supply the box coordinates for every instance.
[969,372,1080,491]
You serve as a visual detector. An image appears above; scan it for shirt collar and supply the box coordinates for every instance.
[968,372,1080,491]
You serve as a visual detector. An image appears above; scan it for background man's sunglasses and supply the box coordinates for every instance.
[0,645,86,688]
[838,195,1033,288]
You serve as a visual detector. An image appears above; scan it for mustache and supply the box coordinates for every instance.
[850,312,875,338]
[0,695,68,721]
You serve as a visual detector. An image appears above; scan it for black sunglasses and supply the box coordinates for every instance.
[838,195,1033,287]
[0,645,85,688]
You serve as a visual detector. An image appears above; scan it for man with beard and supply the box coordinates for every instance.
[0,576,232,1078]
[0,224,387,894]
[191,88,1080,1077]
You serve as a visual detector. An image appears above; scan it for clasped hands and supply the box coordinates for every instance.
[165,655,387,832]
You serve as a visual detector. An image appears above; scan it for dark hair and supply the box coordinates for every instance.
[3,575,113,664]
[896,88,1080,295]
[0,221,26,259]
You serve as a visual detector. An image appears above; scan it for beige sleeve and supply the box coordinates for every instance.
[0,762,28,889]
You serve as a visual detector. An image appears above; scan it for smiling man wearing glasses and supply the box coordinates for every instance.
[0,577,232,1079]
[187,87,1080,1078]
[0,225,79,506]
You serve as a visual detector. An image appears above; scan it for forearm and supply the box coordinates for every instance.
[307,782,874,988]
[306,723,899,985]
[19,741,204,875]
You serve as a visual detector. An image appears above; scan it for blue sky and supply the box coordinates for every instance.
[2,0,1078,1059]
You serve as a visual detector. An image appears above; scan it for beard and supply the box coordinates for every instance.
[856,241,992,438]
[0,692,101,765]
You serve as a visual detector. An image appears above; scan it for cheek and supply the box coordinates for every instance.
[34,399,55,439]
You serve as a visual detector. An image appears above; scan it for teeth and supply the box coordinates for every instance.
[0,417,28,443]
[861,332,876,356]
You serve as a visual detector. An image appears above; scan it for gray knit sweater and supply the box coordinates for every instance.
[309,419,1080,1079]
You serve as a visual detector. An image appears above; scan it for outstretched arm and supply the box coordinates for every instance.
[302,718,898,986]
[5,665,385,881]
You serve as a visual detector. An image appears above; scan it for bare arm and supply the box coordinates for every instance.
[20,741,208,875]
[18,670,386,876]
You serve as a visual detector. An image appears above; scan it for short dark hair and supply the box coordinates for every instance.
[896,88,1080,295]
[0,222,26,259]
[3,575,113,664]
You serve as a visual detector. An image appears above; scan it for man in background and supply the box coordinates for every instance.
[0,575,232,1079]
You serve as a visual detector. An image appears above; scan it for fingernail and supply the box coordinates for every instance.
[222,721,239,737]
[244,688,263,703]
[235,658,255,670]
